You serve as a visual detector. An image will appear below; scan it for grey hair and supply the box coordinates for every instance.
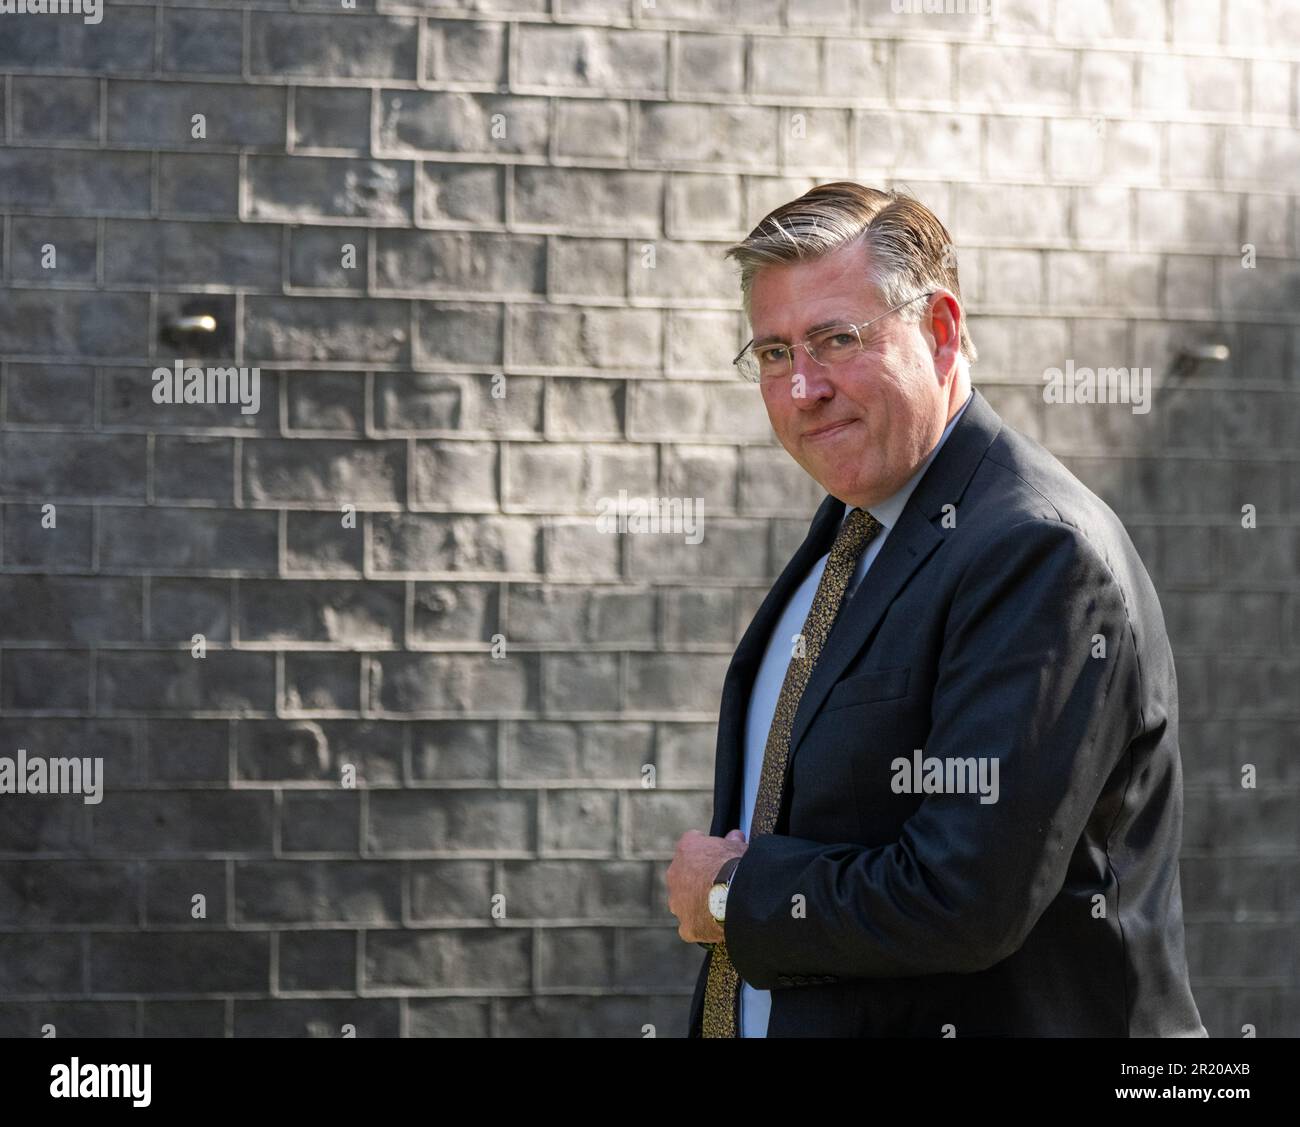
[725,182,977,364]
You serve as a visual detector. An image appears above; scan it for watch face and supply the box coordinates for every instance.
[708,884,727,921]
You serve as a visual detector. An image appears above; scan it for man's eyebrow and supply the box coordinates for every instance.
[753,318,855,347]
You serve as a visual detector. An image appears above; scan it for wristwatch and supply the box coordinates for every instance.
[707,857,743,924]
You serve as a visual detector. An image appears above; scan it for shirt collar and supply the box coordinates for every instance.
[840,390,973,531]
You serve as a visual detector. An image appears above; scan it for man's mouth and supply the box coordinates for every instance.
[805,419,856,440]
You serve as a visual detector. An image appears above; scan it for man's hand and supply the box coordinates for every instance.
[667,828,748,944]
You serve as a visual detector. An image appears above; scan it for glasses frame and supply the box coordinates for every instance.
[733,290,938,383]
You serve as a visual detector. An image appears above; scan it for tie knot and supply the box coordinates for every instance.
[830,507,882,563]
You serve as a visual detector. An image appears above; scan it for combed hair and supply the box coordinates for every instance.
[724,181,977,364]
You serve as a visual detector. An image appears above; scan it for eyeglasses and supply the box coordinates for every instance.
[733,291,937,383]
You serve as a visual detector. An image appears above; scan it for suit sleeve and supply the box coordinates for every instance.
[721,517,1141,986]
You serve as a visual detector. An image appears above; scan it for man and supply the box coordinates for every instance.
[665,182,1205,1037]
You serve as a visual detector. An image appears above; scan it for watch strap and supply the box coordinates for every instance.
[713,856,741,887]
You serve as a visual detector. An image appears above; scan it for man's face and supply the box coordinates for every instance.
[748,238,960,510]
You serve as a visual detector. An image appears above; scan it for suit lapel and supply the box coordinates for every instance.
[709,492,844,836]
[782,503,942,775]
[781,388,1004,793]
[710,388,1005,838]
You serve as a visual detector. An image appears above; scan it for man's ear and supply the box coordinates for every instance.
[927,292,962,377]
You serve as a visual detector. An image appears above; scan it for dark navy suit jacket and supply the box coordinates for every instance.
[687,387,1205,1037]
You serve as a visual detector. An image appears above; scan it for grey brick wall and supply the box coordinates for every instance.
[0,0,1296,1037]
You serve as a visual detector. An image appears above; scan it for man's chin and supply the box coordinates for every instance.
[815,472,885,508]
[793,452,872,500]
[805,461,863,493]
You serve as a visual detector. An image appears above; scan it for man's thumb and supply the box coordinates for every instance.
[725,829,746,841]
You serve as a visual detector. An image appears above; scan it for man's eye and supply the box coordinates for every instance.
[825,332,856,348]
[759,347,789,364]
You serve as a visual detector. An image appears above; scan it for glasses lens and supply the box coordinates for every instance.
[756,346,791,380]
[808,327,860,365]
[737,352,760,381]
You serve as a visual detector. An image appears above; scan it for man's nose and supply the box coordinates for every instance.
[787,348,833,403]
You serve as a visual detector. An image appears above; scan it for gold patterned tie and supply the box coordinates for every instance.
[701,506,884,1037]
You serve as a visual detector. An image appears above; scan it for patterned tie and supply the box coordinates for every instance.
[701,506,884,1037]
